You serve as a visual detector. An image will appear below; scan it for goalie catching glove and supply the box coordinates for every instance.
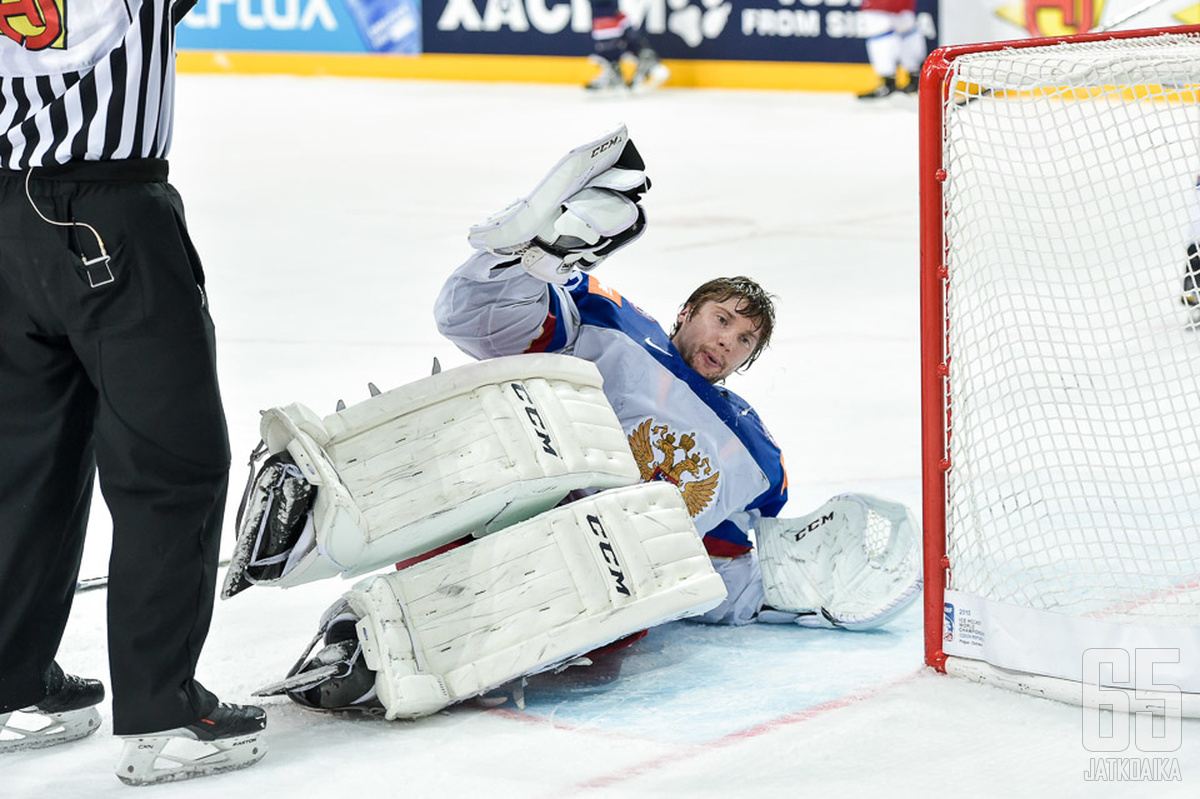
[755,494,922,631]
[468,124,650,284]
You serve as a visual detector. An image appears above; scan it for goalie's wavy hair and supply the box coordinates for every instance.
[671,276,776,373]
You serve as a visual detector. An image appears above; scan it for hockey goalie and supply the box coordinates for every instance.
[231,124,923,720]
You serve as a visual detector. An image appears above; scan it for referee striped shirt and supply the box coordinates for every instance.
[0,0,195,170]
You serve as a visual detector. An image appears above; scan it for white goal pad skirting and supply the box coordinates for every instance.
[943,589,1200,715]
[234,353,640,590]
[345,481,727,719]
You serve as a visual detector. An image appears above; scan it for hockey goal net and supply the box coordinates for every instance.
[920,26,1200,714]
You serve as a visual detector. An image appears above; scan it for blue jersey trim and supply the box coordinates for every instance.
[524,287,570,354]
[569,277,788,518]
[706,519,752,549]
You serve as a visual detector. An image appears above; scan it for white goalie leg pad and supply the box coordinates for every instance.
[756,494,922,631]
[468,125,633,254]
[343,481,727,719]
[222,354,639,595]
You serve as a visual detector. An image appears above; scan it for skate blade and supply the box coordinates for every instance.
[631,65,670,94]
[115,731,266,785]
[253,662,341,698]
[0,707,101,752]
[584,85,629,98]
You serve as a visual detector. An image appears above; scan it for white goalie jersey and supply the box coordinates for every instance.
[435,260,790,556]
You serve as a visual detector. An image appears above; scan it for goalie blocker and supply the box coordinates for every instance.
[256,482,727,719]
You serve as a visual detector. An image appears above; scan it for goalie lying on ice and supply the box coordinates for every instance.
[232,125,922,719]
[231,354,919,719]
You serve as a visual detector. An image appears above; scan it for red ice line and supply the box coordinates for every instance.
[1086,578,1200,618]
[491,668,924,795]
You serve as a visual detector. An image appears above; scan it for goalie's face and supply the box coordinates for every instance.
[672,298,761,383]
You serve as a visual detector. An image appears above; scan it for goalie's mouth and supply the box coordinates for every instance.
[697,349,725,376]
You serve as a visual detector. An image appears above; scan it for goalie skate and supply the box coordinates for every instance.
[115,703,266,786]
[222,353,639,597]
[258,482,726,719]
[0,667,104,753]
[256,601,383,715]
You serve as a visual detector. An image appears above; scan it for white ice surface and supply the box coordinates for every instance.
[9,77,1198,797]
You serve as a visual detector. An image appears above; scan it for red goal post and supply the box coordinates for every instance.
[920,25,1200,712]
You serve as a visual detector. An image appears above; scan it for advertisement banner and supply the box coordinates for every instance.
[177,0,939,63]
[940,0,1200,47]
[425,0,937,61]
[178,0,423,54]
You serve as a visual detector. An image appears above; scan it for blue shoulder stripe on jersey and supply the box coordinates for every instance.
[524,286,569,354]
[569,276,787,514]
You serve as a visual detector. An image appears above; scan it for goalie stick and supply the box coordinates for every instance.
[76,558,232,593]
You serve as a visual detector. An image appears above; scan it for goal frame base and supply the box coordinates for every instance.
[943,656,1200,719]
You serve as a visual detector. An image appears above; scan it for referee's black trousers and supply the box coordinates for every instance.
[0,159,228,735]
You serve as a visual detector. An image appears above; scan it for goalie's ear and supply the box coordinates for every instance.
[755,494,923,631]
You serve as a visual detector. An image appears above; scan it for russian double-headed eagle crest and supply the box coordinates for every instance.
[628,418,718,518]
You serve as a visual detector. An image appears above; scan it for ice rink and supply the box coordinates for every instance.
[7,74,1198,797]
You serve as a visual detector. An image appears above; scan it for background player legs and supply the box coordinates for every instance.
[898,19,926,94]
[585,2,628,93]
[859,11,901,99]
[586,0,668,92]
[858,8,922,98]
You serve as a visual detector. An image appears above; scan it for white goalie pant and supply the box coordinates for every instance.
[343,482,726,719]
[755,494,923,631]
[225,353,639,593]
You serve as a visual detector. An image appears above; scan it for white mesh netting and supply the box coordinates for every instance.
[940,33,1200,627]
